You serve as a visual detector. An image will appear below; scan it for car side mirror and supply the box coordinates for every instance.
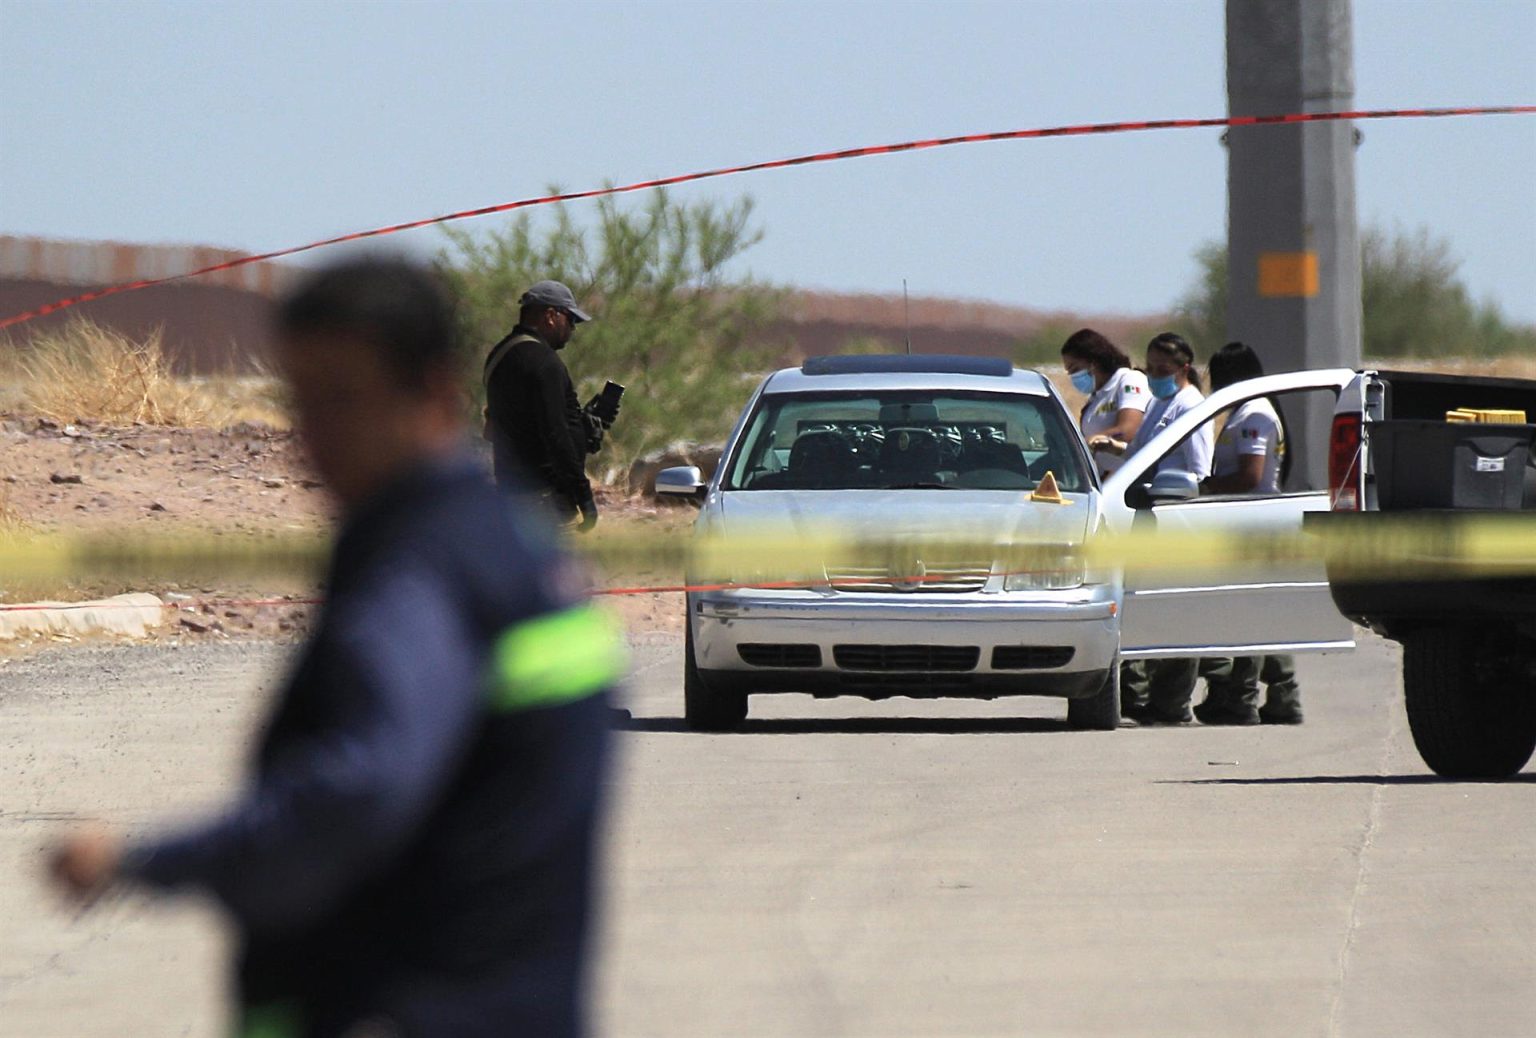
[655,465,706,502]
[1147,470,1200,502]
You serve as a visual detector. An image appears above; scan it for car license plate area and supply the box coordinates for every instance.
[833,644,980,671]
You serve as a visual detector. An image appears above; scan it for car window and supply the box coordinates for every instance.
[1144,385,1341,500]
[723,390,1088,492]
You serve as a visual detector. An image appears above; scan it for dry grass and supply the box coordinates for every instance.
[0,487,42,606]
[0,320,288,428]
[1365,355,1536,380]
[0,485,26,537]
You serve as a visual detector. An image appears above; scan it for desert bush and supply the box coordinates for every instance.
[1172,225,1536,359]
[438,189,786,478]
[1168,241,1230,355]
[1359,226,1536,357]
[3,320,288,427]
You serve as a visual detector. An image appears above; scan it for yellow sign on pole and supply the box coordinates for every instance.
[1257,251,1320,298]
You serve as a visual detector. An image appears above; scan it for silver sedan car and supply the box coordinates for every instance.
[657,354,1121,731]
[658,358,1361,731]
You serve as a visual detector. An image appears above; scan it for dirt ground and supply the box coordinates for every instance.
[0,412,692,652]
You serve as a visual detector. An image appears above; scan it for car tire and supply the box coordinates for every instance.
[1067,662,1121,731]
[1403,626,1536,779]
[684,615,748,732]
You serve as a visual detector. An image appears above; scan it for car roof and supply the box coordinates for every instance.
[763,354,1054,396]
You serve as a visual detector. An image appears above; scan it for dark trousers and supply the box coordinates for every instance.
[1121,658,1199,718]
[1199,655,1300,710]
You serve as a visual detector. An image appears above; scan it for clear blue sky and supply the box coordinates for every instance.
[2,0,1533,322]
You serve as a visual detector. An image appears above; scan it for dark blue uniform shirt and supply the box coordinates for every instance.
[125,452,621,1038]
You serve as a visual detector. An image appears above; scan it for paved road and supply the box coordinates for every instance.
[1,631,1531,1037]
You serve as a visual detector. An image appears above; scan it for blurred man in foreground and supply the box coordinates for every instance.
[50,257,623,1037]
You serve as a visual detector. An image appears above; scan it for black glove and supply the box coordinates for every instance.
[577,495,598,532]
[582,409,605,454]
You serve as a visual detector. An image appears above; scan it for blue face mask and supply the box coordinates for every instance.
[1148,374,1179,399]
[1069,369,1096,394]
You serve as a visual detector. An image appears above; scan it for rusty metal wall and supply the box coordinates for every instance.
[0,235,293,296]
[0,236,290,374]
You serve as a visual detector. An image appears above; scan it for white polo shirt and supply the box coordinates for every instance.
[1079,367,1151,476]
[1127,383,1213,479]
[1213,397,1284,494]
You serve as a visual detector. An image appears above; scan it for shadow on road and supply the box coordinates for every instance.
[615,714,1071,735]
[1169,773,1536,786]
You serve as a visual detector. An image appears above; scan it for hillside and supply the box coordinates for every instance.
[775,289,1167,361]
[1,236,1167,373]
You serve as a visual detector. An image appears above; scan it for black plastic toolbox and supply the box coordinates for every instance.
[1371,420,1535,510]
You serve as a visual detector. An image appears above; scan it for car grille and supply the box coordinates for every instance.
[738,643,822,668]
[991,646,1076,670]
[823,560,991,593]
[833,644,980,672]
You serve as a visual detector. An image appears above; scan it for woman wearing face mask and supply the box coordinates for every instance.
[1061,328,1150,479]
[1116,332,1215,725]
[1114,331,1214,477]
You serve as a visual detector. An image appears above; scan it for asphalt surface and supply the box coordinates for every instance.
[1,630,1531,1037]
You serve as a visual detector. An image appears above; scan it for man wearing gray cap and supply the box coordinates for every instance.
[484,279,605,529]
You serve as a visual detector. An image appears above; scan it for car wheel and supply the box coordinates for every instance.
[684,614,748,731]
[1067,662,1121,731]
[1403,626,1536,779]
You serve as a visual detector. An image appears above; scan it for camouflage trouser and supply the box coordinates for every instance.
[1199,655,1300,712]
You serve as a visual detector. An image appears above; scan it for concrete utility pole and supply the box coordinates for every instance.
[1226,0,1361,490]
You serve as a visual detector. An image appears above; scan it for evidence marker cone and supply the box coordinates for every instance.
[1029,470,1065,504]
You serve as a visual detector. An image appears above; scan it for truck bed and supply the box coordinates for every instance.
[1323,370,1536,637]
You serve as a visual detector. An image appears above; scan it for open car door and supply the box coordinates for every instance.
[1102,369,1358,659]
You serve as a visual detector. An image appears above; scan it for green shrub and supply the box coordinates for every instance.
[1173,225,1535,359]
[438,190,786,479]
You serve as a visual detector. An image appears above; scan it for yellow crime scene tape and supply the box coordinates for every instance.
[3,513,1535,592]
[633,515,1536,586]
[0,532,331,583]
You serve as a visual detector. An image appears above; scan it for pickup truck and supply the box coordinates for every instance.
[1315,369,1536,779]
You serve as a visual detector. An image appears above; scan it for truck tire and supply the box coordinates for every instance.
[1067,663,1121,731]
[684,617,748,732]
[1402,627,1536,779]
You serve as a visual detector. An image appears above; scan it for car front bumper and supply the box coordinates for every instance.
[689,586,1119,699]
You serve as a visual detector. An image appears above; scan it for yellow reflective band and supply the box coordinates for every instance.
[487,604,628,713]
[236,1003,300,1038]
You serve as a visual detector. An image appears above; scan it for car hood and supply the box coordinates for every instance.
[714,489,1095,549]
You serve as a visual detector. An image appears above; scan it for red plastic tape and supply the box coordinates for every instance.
[2,104,1531,331]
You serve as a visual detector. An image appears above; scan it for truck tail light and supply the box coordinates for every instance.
[1329,412,1363,510]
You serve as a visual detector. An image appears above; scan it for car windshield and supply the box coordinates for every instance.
[723,390,1089,492]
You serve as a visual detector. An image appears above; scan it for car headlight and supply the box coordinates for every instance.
[1000,544,1086,591]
